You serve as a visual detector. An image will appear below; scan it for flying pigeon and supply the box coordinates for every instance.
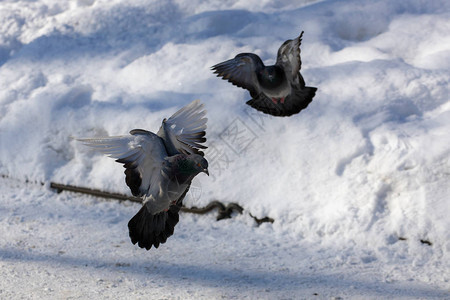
[78,100,209,250]
[211,31,317,117]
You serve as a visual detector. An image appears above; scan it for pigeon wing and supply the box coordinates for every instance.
[276,31,303,82]
[78,130,167,199]
[157,100,208,156]
[211,53,264,96]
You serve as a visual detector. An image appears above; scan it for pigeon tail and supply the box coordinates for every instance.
[128,203,181,250]
[246,86,317,117]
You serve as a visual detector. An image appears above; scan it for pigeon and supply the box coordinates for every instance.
[211,31,317,117]
[78,100,209,250]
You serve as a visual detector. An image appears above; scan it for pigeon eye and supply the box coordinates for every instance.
[197,163,201,167]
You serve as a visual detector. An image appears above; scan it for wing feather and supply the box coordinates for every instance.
[77,130,167,200]
[276,31,304,82]
[211,53,264,95]
[157,100,208,156]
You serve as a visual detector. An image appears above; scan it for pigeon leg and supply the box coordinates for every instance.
[271,98,278,104]
[280,97,285,104]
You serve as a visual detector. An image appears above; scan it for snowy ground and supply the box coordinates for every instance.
[0,176,448,299]
[1,0,449,299]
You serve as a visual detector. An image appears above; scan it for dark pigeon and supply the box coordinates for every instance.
[78,100,209,250]
[212,31,317,117]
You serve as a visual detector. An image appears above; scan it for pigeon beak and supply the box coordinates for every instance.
[203,169,209,176]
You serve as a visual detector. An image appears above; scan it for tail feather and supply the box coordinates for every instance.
[128,204,182,250]
[246,86,317,117]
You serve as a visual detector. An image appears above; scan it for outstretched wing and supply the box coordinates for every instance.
[276,31,303,82]
[211,53,265,96]
[157,100,208,156]
[78,130,170,209]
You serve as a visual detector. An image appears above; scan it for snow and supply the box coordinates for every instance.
[1,0,449,298]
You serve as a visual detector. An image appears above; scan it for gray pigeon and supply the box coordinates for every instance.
[78,100,209,250]
[211,31,317,117]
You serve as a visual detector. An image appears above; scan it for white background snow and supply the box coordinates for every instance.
[1,0,449,298]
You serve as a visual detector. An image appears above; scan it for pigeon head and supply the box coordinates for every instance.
[257,66,286,89]
[177,154,209,176]
[190,154,209,176]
